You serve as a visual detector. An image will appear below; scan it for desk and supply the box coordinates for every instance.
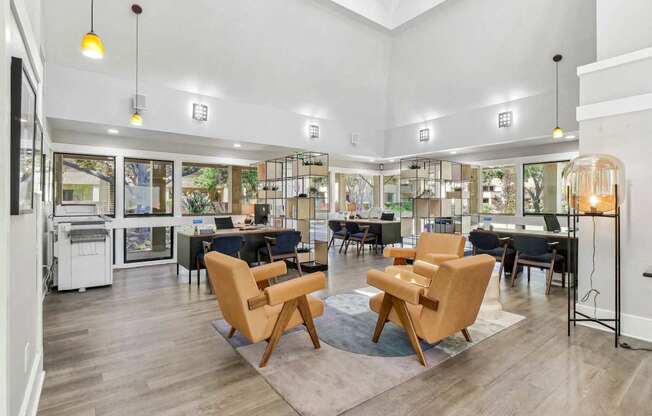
[329,219,402,246]
[176,227,291,283]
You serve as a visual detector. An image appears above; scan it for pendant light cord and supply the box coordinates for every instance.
[135,11,139,102]
[555,61,559,126]
[90,0,94,32]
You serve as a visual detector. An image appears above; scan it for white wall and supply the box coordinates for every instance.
[384,0,595,157]
[2,0,46,415]
[576,9,652,341]
[596,0,652,60]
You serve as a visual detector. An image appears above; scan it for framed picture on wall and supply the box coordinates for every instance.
[10,56,37,215]
[34,118,43,196]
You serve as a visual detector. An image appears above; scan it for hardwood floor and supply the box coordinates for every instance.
[38,249,652,416]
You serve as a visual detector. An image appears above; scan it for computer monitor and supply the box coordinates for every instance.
[543,214,561,233]
[254,204,270,225]
[380,212,395,221]
[214,216,235,230]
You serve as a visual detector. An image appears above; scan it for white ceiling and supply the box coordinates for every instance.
[325,0,450,29]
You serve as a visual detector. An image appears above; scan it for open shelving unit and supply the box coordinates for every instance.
[257,151,329,271]
[399,157,474,242]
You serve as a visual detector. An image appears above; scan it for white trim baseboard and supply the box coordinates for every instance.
[576,92,652,122]
[575,303,652,344]
[18,352,45,416]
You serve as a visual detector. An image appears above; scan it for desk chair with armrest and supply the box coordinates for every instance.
[259,230,303,275]
[511,234,565,294]
[197,235,244,288]
[328,221,349,252]
[344,221,377,256]
[204,252,325,367]
[469,230,512,280]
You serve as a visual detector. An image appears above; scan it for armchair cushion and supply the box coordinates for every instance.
[422,253,459,266]
[367,269,423,305]
[250,261,287,283]
[351,232,376,239]
[519,252,564,264]
[383,246,416,259]
[264,272,326,306]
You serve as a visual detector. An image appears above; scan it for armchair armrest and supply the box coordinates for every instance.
[412,260,440,280]
[251,261,287,283]
[498,237,510,245]
[264,236,277,244]
[548,241,560,247]
[422,253,459,266]
[367,269,423,305]
[264,272,326,306]
[383,246,416,260]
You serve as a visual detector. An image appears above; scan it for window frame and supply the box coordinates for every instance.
[180,161,232,216]
[123,226,175,264]
[522,159,570,216]
[53,152,117,217]
[123,157,175,217]
[479,165,517,216]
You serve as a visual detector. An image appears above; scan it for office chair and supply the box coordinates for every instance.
[543,214,561,233]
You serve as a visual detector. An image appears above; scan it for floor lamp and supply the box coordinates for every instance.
[564,154,624,347]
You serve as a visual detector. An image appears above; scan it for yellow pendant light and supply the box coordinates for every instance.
[130,111,143,126]
[552,54,563,139]
[81,0,104,59]
[130,4,143,126]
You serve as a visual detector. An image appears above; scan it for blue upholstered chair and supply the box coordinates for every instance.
[469,230,512,280]
[196,235,244,287]
[510,234,565,295]
[328,221,349,252]
[258,231,303,275]
[344,222,377,256]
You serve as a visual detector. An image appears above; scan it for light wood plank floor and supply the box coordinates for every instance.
[39,249,652,416]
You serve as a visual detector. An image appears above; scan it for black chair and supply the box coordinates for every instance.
[510,235,565,294]
[197,235,244,289]
[380,212,395,221]
[469,230,512,280]
[214,216,235,230]
[328,221,349,252]
[258,231,303,275]
[344,222,377,256]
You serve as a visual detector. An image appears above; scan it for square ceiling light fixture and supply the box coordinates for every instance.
[419,128,430,142]
[309,124,320,140]
[192,103,208,121]
[498,111,513,128]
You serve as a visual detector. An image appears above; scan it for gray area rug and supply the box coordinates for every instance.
[212,288,525,416]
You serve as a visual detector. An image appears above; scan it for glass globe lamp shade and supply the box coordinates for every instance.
[563,154,625,214]
[81,32,104,59]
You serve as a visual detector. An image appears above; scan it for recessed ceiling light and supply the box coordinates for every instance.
[107,128,119,134]
[450,151,458,155]
[389,159,395,163]
[565,134,576,139]
[370,159,375,162]
[233,143,241,148]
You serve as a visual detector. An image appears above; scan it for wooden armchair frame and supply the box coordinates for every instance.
[472,236,511,280]
[242,264,325,367]
[344,224,378,256]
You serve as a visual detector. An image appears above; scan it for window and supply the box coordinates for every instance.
[240,167,258,215]
[181,163,229,215]
[335,173,378,212]
[523,160,569,215]
[383,175,401,215]
[480,166,516,215]
[124,226,173,263]
[124,158,174,216]
[54,153,115,216]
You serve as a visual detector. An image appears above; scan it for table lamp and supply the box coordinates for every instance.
[563,154,625,214]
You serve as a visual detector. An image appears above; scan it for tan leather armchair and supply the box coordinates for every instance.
[383,232,466,275]
[204,251,326,367]
[367,254,495,366]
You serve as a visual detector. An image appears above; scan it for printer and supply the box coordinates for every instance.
[53,204,113,292]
